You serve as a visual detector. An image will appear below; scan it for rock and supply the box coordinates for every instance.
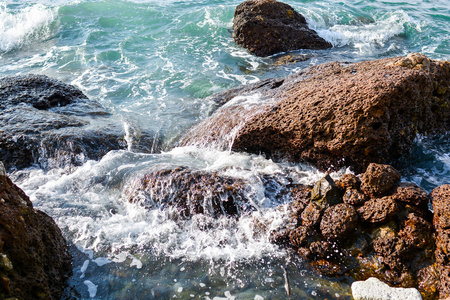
[360,163,401,197]
[270,164,438,297]
[351,277,423,300]
[431,184,450,299]
[0,170,72,300]
[320,203,358,239]
[0,75,159,171]
[125,166,250,218]
[311,174,343,205]
[343,188,367,205]
[180,54,450,173]
[390,182,429,207]
[232,0,332,57]
[357,197,399,224]
[300,202,323,228]
[336,173,361,191]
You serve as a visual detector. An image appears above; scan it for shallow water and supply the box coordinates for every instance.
[1,0,450,298]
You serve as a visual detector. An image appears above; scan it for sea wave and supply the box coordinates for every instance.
[0,3,56,53]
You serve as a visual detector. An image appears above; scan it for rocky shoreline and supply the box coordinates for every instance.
[0,1,449,298]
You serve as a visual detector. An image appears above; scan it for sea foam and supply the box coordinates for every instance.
[0,4,55,52]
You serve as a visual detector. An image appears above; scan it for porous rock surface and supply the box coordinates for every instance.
[271,163,438,299]
[431,184,450,299]
[0,162,72,300]
[232,0,332,56]
[0,75,159,171]
[352,277,422,300]
[180,53,450,173]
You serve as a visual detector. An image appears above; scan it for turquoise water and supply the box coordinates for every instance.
[1,0,449,299]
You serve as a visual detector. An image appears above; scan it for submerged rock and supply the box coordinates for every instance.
[352,277,422,300]
[0,75,159,171]
[232,0,332,56]
[0,162,72,299]
[125,166,250,218]
[180,54,450,173]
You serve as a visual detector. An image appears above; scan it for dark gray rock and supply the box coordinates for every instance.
[0,75,160,171]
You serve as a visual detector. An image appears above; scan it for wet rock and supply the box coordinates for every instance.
[0,75,159,171]
[320,203,358,239]
[417,265,439,300]
[431,184,450,299]
[343,188,367,206]
[289,226,313,248]
[0,169,72,300]
[335,173,361,191]
[300,202,323,228]
[268,164,438,296]
[311,174,343,205]
[391,182,429,207]
[357,197,399,224]
[360,163,401,197]
[180,54,450,173]
[232,0,332,57]
[125,166,249,218]
[351,277,422,300]
[398,211,432,249]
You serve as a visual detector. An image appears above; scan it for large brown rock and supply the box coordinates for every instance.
[0,163,72,300]
[180,54,450,173]
[232,0,332,56]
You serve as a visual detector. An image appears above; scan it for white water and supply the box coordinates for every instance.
[0,3,55,53]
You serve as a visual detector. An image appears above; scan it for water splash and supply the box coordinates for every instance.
[0,3,56,53]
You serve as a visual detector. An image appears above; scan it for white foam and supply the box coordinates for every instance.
[83,280,98,298]
[0,4,55,52]
[307,10,413,54]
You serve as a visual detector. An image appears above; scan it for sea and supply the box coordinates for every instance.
[1,0,449,299]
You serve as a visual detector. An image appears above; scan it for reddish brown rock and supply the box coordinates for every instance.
[232,0,332,57]
[431,184,450,299]
[125,167,249,218]
[300,202,323,227]
[357,197,399,224]
[335,173,361,191]
[0,167,72,300]
[398,211,433,249]
[360,163,401,197]
[391,182,429,207]
[432,185,450,230]
[320,203,359,239]
[180,54,450,173]
[343,188,367,206]
[266,168,439,297]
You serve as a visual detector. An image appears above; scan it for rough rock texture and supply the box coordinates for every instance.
[0,75,159,171]
[125,166,250,218]
[0,162,72,300]
[232,0,332,56]
[180,53,450,173]
[270,164,438,299]
[361,163,401,197]
[352,277,422,300]
[431,185,450,299]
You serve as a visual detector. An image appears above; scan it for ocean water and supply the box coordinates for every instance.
[1,0,449,299]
